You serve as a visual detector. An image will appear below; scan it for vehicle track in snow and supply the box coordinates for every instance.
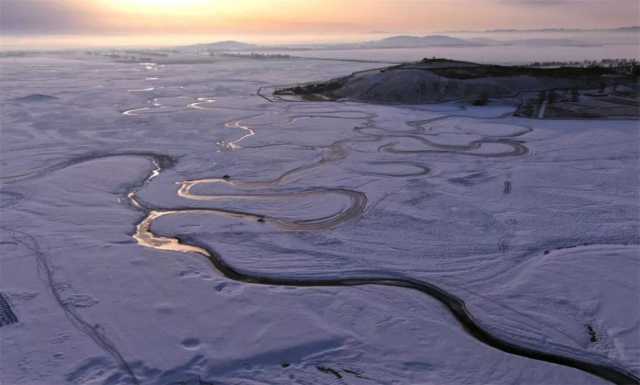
[11,94,635,384]
[128,153,639,385]
[119,105,636,384]
[120,101,636,384]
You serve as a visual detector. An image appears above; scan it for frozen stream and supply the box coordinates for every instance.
[1,55,639,385]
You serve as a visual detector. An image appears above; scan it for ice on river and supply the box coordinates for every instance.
[0,54,638,385]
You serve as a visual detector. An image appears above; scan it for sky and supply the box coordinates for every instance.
[1,0,639,47]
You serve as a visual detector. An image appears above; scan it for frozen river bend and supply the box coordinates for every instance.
[1,55,639,385]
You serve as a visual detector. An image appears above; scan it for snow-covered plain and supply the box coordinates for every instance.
[0,54,638,385]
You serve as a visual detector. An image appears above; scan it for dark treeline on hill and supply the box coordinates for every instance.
[275,58,640,114]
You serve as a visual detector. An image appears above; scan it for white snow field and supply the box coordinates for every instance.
[0,54,638,385]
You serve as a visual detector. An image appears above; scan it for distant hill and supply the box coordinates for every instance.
[186,40,258,51]
[485,26,639,33]
[358,35,478,48]
[11,94,58,103]
[504,38,598,47]
[178,35,479,52]
[614,26,640,32]
[176,29,627,53]
[469,38,599,47]
[445,26,640,33]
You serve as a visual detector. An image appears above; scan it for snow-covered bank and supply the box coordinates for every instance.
[1,54,638,385]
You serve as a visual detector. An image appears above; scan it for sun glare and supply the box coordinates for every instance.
[103,0,212,14]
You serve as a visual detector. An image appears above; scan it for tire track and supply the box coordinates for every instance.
[127,152,638,385]
[0,153,176,385]
[4,228,141,385]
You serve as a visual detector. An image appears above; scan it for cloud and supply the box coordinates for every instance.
[0,0,101,34]
[503,0,588,4]
[502,0,633,6]
[0,0,637,36]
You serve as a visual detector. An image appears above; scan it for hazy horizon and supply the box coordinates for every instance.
[2,29,640,52]
[1,0,639,50]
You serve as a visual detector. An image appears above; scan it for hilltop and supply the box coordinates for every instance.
[184,40,258,51]
[352,35,478,48]
[274,58,640,118]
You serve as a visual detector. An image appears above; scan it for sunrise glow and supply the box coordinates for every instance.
[101,0,212,14]
[1,0,638,47]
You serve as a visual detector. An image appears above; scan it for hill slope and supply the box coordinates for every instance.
[275,59,638,106]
